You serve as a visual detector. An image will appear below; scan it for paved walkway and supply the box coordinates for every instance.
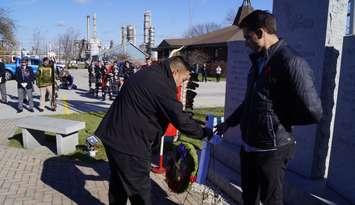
[0,120,232,205]
[0,70,225,119]
[0,70,233,204]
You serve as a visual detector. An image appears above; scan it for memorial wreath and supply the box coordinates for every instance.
[165,142,198,193]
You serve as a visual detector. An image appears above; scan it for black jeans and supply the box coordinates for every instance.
[104,145,151,205]
[240,143,295,205]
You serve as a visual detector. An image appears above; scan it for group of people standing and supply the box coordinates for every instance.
[0,57,56,113]
[87,58,152,101]
[191,63,223,82]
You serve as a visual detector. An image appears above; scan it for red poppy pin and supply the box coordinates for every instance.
[264,66,271,77]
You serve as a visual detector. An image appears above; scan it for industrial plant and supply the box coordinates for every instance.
[79,10,156,61]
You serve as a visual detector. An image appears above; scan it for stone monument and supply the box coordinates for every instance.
[273,0,348,178]
[206,0,350,204]
[328,35,355,204]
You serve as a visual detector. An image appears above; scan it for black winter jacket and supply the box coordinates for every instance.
[95,59,204,160]
[225,40,322,149]
[15,66,35,89]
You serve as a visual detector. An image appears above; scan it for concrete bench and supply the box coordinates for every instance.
[16,116,85,155]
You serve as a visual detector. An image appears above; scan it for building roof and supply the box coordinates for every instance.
[155,0,254,51]
[233,0,254,26]
[190,25,244,46]
[155,25,244,50]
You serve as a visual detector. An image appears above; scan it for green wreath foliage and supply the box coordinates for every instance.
[165,141,199,193]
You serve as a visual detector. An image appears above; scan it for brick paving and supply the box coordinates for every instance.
[0,71,231,204]
[0,119,17,145]
[0,119,233,205]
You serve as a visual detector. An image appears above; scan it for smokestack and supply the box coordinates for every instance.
[93,13,97,40]
[86,15,90,41]
[146,27,155,54]
[126,25,136,45]
[132,25,136,45]
[148,26,155,53]
[144,10,152,46]
[121,26,126,45]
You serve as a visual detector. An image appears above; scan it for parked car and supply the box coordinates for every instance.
[69,60,78,69]
[4,57,41,80]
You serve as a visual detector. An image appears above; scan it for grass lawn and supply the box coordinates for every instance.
[8,107,224,161]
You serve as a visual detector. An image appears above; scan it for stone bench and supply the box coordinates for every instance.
[16,116,85,155]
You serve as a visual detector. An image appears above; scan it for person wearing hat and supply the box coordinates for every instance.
[0,57,7,104]
[36,57,55,112]
[95,56,213,205]
[15,58,35,113]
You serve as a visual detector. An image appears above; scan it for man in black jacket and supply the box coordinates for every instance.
[0,57,7,103]
[95,56,212,205]
[215,10,322,205]
[15,59,35,113]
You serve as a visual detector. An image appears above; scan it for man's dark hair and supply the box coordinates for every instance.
[239,10,277,34]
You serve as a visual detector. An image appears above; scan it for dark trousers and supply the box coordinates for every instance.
[18,87,33,110]
[102,85,112,100]
[95,82,100,96]
[240,143,295,205]
[202,74,207,82]
[0,82,6,102]
[104,145,151,205]
[216,74,221,82]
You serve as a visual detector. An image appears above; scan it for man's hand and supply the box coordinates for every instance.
[203,127,213,140]
[214,122,229,136]
[21,82,27,88]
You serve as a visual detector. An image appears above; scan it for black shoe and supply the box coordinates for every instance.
[38,108,44,112]
[17,109,23,113]
[51,108,56,112]
[29,109,34,112]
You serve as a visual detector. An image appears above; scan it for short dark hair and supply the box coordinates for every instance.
[239,10,277,34]
[43,57,49,62]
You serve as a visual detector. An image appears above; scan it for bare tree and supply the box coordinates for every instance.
[57,28,80,65]
[114,52,130,62]
[225,9,237,25]
[186,49,209,66]
[31,28,42,55]
[184,23,221,38]
[0,8,16,49]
